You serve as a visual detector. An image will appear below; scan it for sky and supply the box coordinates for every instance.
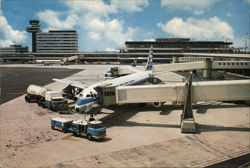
[0,0,250,51]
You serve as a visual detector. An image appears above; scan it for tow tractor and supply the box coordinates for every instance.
[51,117,106,140]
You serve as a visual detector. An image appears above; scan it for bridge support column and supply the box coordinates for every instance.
[181,72,197,133]
[172,56,178,63]
[203,58,212,80]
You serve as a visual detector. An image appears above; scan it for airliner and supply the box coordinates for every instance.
[53,47,154,113]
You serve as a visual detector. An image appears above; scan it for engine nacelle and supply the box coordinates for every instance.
[105,73,112,77]
[152,102,164,108]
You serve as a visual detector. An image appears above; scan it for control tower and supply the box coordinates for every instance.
[26,19,41,52]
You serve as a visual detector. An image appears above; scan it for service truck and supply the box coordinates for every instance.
[38,91,69,112]
[25,85,70,112]
[51,117,106,140]
[25,85,48,103]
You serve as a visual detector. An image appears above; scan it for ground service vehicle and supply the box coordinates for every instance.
[25,85,47,103]
[26,85,71,112]
[51,117,73,132]
[38,91,68,112]
[51,117,106,140]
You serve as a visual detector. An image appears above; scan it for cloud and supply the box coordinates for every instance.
[37,10,77,31]
[0,39,14,47]
[161,0,220,15]
[233,37,247,48]
[142,38,155,41]
[112,0,149,12]
[83,16,138,49]
[36,0,149,51]
[62,0,149,15]
[157,17,234,40]
[0,0,2,12]
[245,0,250,4]
[194,10,204,16]
[105,47,119,52]
[0,14,27,47]
[62,0,117,16]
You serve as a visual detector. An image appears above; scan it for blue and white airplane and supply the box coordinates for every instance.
[53,47,154,113]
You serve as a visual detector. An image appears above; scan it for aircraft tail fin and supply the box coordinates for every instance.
[145,46,153,71]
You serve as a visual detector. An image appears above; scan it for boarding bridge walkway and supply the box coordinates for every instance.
[153,61,205,74]
[62,55,79,64]
[153,61,250,74]
[98,78,250,133]
[115,80,250,104]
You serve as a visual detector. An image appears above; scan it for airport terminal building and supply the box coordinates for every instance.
[36,30,78,53]
[122,38,233,53]
[0,19,244,64]
[0,45,28,56]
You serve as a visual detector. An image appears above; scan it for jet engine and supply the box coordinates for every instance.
[152,102,164,108]
[105,72,112,77]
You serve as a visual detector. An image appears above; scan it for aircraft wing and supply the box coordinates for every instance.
[53,78,86,89]
[126,66,142,73]
[117,66,141,76]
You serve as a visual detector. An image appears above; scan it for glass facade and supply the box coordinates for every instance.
[0,45,28,55]
[36,30,78,53]
[124,38,233,53]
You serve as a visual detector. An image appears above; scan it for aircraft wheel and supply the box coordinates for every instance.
[87,134,92,141]
[25,95,30,103]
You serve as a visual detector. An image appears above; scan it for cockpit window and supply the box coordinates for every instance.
[86,94,90,97]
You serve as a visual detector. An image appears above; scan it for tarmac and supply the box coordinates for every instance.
[0,66,82,104]
[0,64,249,168]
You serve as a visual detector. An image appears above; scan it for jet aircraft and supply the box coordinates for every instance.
[53,46,154,113]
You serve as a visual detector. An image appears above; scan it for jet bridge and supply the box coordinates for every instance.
[62,55,79,64]
[116,79,250,133]
[98,78,250,133]
[98,80,250,106]
[97,86,116,106]
[115,80,250,104]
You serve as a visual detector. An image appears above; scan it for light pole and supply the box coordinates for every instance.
[243,40,247,53]
[247,32,250,53]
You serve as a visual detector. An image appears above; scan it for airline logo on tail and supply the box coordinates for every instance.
[146,46,153,71]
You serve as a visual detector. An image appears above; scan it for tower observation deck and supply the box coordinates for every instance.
[26,19,41,52]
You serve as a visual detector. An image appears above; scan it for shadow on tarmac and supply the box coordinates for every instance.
[198,124,250,133]
[101,104,179,128]
[195,103,249,114]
